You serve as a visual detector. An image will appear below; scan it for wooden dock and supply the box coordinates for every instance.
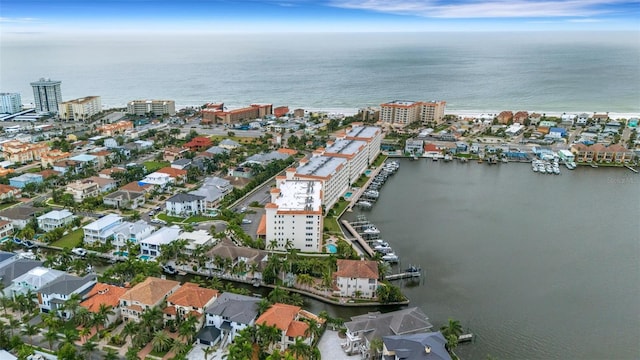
[625,165,638,173]
[341,220,375,257]
[386,272,421,281]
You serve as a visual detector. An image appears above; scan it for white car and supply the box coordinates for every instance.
[242,219,252,224]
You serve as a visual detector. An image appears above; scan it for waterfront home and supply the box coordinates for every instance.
[0,258,42,296]
[256,303,313,353]
[513,111,529,124]
[576,113,590,125]
[0,221,14,239]
[163,282,218,327]
[119,277,181,322]
[176,230,214,256]
[528,113,542,125]
[111,220,155,247]
[188,176,232,212]
[83,214,123,245]
[342,307,434,359]
[382,332,451,360]
[496,111,513,124]
[65,180,100,202]
[165,193,206,217]
[592,113,609,123]
[38,274,97,319]
[8,266,65,298]
[334,259,378,299]
[139,225,182,259]
[0,184,21,202]
[0,205,43,229]
[80,283,128,326]
[571,143,636,163]
[9,173,43,189]
[205,238,268,276]
[103,189,146,209]
[404,138,424,157]
[423,143,442,158]
[198,292,261,346]
[36,209,75,232]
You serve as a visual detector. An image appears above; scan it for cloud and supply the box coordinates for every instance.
[0,17,40,23]
[328,0,630,18]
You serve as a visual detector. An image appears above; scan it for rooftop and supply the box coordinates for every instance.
[272,180,322,212]
[335,259,379,279]
[346,125,381,140]
[140,225,181,246]
[296,156,347,178]
[80,283,128,313]
[325,139,367,156]
[166,193,205,203]
[120,276,180,305]
[37,209,74,221]
[83,213,123,231]
[166,283,218,308]
[204,292,260,324]
[69,154,97,162]
[256,302,303,331]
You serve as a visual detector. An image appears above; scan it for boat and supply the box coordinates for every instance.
[375,246,394,254]
[364,190,379,197]
[17,250,36,260]
[363,226,380,235]
[12,237,22,245]
[553,166,560,175]
[382,253,399,263]
[432,156,439,162]
[356,201,373,209]
[405,265,421,273]
[162,264,177,275]
[458,333,474,343]
[22,240,37,249]
[444,154,453,162]
[71,248,87,257]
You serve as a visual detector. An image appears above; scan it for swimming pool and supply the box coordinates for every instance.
[326,244,338,253]
[344,192,353,199]
[364,170,373,176]
[113,251,128,257]
[139,255,152,261]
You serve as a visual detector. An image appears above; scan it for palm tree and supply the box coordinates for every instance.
[257,323,281,353]
[141,306,164,332]
[21,323,40,344]
[268,240,278,251]
[44,328,59,350]
[257,298,272,315]
[151,330,172,353]
[122,320,139,343]
[103,348,119,360]
[303,318,321,343]
[61,329,80,347]
[440,318,463,339]
[369,337,383,359]
[79,326,92,344]
[125,347,141,360]
[75,307,93,328]
[288,338,311,359]
[94,304,115,333]
[202,346,215,360]
[64,292,83,320]
[296,274,315,290]
[178,315,197,343]
[81,339,98,359]
[169,339,187,357]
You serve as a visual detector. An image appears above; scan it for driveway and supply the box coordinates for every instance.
[318,329,353,360]
[186,343,227,360]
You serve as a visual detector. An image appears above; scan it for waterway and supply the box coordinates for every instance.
[330,160,640,359]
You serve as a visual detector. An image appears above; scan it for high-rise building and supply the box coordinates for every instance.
[30,78,63,114]
[126,100,176,116]
[380,100,446,126]
[58,96,102,121]
[0,93,22,114]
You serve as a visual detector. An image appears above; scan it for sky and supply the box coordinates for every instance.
[1,0,639,34]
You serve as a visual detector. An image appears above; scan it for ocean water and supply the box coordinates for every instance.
[1,31,639,114]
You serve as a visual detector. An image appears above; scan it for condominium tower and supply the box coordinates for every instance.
[58,96,102,121]
[127,100,176,116]
[380,100,446,126]
[0,93,22,114]
[30,78,63,114]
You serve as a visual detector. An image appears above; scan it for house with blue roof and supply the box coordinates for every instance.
[9,173,43,188]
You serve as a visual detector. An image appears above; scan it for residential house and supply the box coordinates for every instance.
[139,172,174,189]
[112,220,155,248]
[177,230,214,256]
[171,158,192,170]
[206,238,268,277]
[68,154,98,170]
[83,214,123,245]
[0,221,14,239]
[0,184,21,202]
[528,113,542,125]
[99,167,125,179]
[97,121,133,136]
[121,181,154,194]
[382,332,451,360]
[119,277,181,322]
[188,177,232,211]
[86,176,118,193]
[164,146,189,162]
[139,225,182,259]
[0,205,43,230]
[165,193,205,217]
[0,258,42,296]
[592,113,609,123]
[404,139,424,156]
[52,160,82,175]
[37,169,61,181]
[38,274,97,318]
[256,303,313,353]
[334,259,379,299]
[9,173,43,189]
[156,167,187,185]
[40,149,71,168]
[90,150,113,168]
[561,114,577,126]
[104,138,119,149]
[342,307,434,358]
[80,283,128,326]
[243,151,290,167]
[198,292,261,346]
[65,180,100,202]
[36,210,75,232]
[577,113,590,125]
[8,266,65,297]
[2,140,49,164]
[163,283,218,327]
[571,143,635,163]
[204,146,229,156]
[218,139,240,150]
[103,189,146,209]
[184,137,213,152]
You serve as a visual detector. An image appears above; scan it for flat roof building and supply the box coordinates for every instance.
[0,93,22,115]
[31,78,62,114]
[58,96,102,121]
[320,139,368,184]
[286,156,348,211]
[344,124,383,164]
[127,100,176,116]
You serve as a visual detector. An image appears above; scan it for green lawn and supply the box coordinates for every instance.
[0,201,18,211]
[333,199,350,217]
[354,175,368,188]
[185,215,215,223]
[372,154,388,167]
[157,213,186,223]
[324,216,342,235]
[143,161,170,172]
[51,228,84,249]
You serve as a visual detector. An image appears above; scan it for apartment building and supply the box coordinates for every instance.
[380,100,446,126]
[58,96,102,121]
[265,180,323,252]
[319,139,368,184]
[0,93,22,114]
[285,155,348,211]
[97,121,134,136]
[2,140,49,164]
[31,78,62,114]
[41,149,71,168]
[344,124,383,165]
[201,103,272,125]
[126,100,176,116]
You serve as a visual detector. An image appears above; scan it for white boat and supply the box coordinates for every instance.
[72,248,87,257]
[364,190,379,197]
[17,250,36,260]
[538,165,546,174]
[532,162,539,172]
[357,201,373,209]
[162,264,177,275]
[363,226,380,235]
[553,166,560,175]
[375,246,394,254]
[382,253,399,263]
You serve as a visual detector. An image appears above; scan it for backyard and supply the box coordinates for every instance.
[50,228,84,249]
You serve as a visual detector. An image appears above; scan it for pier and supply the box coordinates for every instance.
[625,165,638,173]
[386,271,421,281]
[341,219,375,257]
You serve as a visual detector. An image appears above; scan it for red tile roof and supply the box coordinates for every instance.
[286,320,309,338]
[156,167,187,178]
[80,283,127,313]
[256,303,301,331]
[335,259,379,279]
[166,283,218,308]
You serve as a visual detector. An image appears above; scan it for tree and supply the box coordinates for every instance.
[57,342,79,360]
[44,328,60,350]
[303,318,321,342]
[151,330,172,353]
[64,293,83,320]
[440,318,463,339]
[61,329,80,346]
[122,320,139,343]
[81,339,98,359]
[288,337,312,359]
[369,337,383,359]
[103,348,119,360]
[21,323,40,345]
[257,323,280,352]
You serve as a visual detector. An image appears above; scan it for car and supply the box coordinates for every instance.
[239,206,247,213]
[242,219,252,224]
[149,211,155,216]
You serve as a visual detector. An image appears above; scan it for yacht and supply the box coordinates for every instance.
[375,246,393,254]
[364,190,379,197]
[382,253,399,263]
[356,201,372,209]
[363,226,380,235]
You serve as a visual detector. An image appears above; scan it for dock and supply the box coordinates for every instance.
[625,165,638,173]
[386,271,421,281]
[341,220,375,257]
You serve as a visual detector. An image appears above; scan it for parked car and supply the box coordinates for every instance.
[242,219,252,224]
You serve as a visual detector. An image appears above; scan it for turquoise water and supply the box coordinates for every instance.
[326,244,337,253]
[113,251,128,257]
[364,170,372,176]
[344,192,353,199]
[139,255,152,261]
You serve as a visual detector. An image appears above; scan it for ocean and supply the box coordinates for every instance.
[1,31,639,116]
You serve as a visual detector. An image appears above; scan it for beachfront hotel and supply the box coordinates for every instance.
[126,99,176,116]
[265,180,323,252]
[201,103,272,125]
[317,139,368,184]
[30,78,62,114]
[284,155,349,211]
[380,100,446,127]
[58,96,102,121]
[343,124,383,165]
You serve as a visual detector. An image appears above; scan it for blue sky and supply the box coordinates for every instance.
[1,0,639,33]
